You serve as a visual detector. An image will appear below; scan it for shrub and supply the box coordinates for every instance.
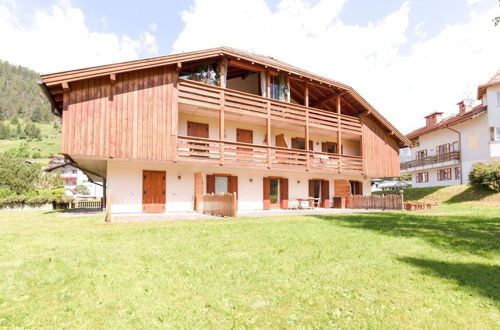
[32,152,41,159]
[469,161,500,192]
[0,188,14,198]
[75,184,90,196]
[0,194,74,209]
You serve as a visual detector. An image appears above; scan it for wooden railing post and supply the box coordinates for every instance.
[304,82,310,171]
[220,90,225,166]
[105,189,112,223]
[266,99,272,169]
[337,97,342,173]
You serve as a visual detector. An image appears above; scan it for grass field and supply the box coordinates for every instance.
[0,202,498,328]
[0,121,61,165]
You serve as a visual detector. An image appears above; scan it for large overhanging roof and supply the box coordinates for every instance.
[39,46,411,147]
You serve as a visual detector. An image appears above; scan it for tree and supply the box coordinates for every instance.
[495,0,500,26]
[74,184,90,195]
[23,122,42,140]
[10,116,18,125]
[37,172,64,190]
[0,122,10,139]
[0,151,41,194]
[16,122,22,137]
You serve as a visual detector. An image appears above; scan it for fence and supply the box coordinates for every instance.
[345,194,403,210]
[203,193,238,217]
[76,199,103,209]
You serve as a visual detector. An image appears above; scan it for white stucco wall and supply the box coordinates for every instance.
[106,160,371,214]
[408,111,491,187]
[486,85,500,127]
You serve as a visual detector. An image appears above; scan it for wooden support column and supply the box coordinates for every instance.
[286,75,291,103]
[219,57,227,88]
[266,71,272,168]
[304,82,310,171]
[337,97,342,174]
[220,90,225,166]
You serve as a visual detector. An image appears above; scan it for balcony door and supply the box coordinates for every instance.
[263,177,288,210]
[308,179,330,208]
[187,121,209,156]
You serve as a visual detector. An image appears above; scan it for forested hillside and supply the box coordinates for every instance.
[0,61,61,164]
[0,60,52,123]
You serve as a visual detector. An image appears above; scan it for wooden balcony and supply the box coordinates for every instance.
[176,136,363,174]
[178,79,362,135]
[400,151,460,171]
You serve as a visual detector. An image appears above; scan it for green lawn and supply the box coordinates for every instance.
[0,203,498,328]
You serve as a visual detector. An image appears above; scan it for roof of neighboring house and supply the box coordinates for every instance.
[406,104,487,140]
[39,46,411,147]
[477,70,500,99]
[44,163,70,172]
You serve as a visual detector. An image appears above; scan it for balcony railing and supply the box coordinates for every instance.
[178,79,362,135]
[400,151,460,170]
[176,136,363,174]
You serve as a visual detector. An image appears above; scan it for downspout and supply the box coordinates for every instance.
[445,125,463,184]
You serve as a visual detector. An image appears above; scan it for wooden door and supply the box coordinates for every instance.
[143,170,166,213]
[187,121,209,138]
[236,128,253,144]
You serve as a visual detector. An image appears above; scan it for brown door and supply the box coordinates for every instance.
[236,128,253,144]
[187,121,209,138]
[187,121,209,156]
[143,170,166,213]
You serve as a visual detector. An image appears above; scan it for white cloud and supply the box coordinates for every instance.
[0,0,159,74]
[173,0,500,133]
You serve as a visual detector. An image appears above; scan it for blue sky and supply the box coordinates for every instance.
[0,0,498,132]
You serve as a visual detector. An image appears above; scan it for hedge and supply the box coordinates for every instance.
[469,161,500,192]
[0,195,74,209]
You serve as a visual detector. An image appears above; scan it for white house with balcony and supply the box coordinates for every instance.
[401,70,500,188]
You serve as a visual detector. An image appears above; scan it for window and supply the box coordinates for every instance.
[497,92,500,107]
[416,172,428,183]
[322,142,337,154]
[215,176,228,194]
[455,167,460,180]
[495,127,500,141]
[451,141,459,152]
[436,144,450,155]
[416,150,427,159]
[269,75,280,100]
[72,169,78,174]
[437,168,452,181]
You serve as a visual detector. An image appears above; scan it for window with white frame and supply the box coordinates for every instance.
[495,127,500,141]
[455,167,460,180]
[451,141,459,151]
[496,92,500,107]
[416,172,428,183]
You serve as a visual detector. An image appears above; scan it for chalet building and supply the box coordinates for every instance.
[39,47,410,214]
[401,70,500,188]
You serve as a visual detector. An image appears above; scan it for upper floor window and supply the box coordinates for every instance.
[436,143,450,155]
[495,127,500,141]
[451,141,459,152]
[72,169,78,174]
[416,150,427,159]
[496,92,500,107]
[269,74,287,101]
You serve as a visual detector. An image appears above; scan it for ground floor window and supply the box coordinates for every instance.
[454,167,460,180]
[207,174,238,196]
[270,179,280,204]
[215,176,228,194]
[349,181,362,195]
[416,172,428,183]
[437,168,452,181]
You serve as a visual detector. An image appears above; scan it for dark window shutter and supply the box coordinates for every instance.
[263,177,270,210]
[281,178,289,209]
[206,175,215,194]
[309,140,313,151]
[322,142,327,153]
[229,176,238,198]
[291,138,298,149]
[322,180,330,207]
[308,180,314,198]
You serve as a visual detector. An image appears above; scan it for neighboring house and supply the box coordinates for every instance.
[401,70,500,188]
[39,47,410,214]
[371,179,411,192]
[45,156,103,198]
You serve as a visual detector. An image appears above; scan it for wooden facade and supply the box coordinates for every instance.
[42,47,410,179]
